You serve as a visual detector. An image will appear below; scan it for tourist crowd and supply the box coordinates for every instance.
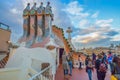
[62,50,120,80]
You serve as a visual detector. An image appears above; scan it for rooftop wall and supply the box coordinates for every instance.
[0,28,11,53]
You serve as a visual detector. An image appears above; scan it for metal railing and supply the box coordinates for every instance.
[0,22,10,30]
[29,65,53,80]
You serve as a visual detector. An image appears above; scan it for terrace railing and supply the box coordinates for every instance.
[29,65,53,80]
[0,22,10,31]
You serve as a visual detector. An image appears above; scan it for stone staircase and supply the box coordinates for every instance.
[0,55,9,68]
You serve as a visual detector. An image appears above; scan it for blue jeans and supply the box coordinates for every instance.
[109,62,113,72]
[68,61,72,75]
[64,69,68,75]
[87,69,92,80]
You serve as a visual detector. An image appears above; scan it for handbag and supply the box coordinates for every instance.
[111,75,118,80]
[114,74,120,80]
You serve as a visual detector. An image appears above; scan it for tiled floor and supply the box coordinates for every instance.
[55,65,111,80]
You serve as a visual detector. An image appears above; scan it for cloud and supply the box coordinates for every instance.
[10,8,20,14]
[72,32,106,43]
[63,1,89,17]
[62,1,90,28]
[95,19,113,27]
[106,30,119,36]
[72,21,119,45]
[91,11,99,18]
[72,36,112,49]
[77,24,111,35]
[64,1,83,15]
[78,19,88,27]
[112,36,120,41]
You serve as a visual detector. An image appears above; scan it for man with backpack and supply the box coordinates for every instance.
[95,54,107,80]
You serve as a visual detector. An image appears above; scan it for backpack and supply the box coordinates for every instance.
[99,63,107,72]
[108,56,113,63]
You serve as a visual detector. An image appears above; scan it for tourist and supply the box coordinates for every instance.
[108,51,113,72]
[111,56,120,80]
[92,52,96,65]
[102,51,108,64]
[95,54,107,80]
[85,55,89,66]
[62,51,69,79]
[78,55,82,69]
[86,57,93,80]
[67,51,73,76]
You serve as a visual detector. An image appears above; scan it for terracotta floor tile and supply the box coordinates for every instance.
[55,65,111,80]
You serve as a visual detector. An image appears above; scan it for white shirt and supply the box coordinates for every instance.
[78,57,82,62]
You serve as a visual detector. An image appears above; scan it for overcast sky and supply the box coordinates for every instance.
[0,0,120,49]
